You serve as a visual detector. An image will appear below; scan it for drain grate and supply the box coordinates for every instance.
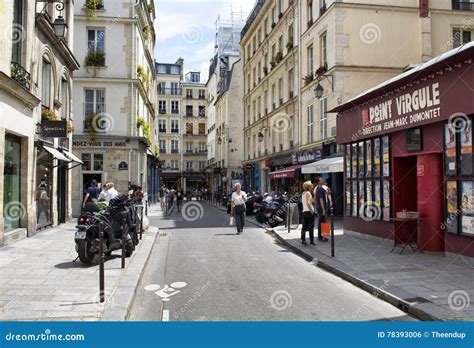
[159,233,168,237]
[405,297,431,304]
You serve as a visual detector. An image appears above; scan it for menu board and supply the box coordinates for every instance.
[358,142,365,177]
[383,180,391,222]
[358,181,365,216]
[445,123,457,176]
[374,138,381,177]
[366,140,372,177]
[346,182,351,216]
[446,181,458,234]
[374,181,382,220]
[382,136,390,177]
[352,181,358,216]
[461,181,474,214]
[352,144,358,178]
[460,119,473,176]
[345,146,351,178]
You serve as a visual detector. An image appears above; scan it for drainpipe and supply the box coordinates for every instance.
[297,0,302,153]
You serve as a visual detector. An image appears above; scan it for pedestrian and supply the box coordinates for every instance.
[314,177,329,242]
[231,183,247,235]
[324,183,336,214]
[99,182,119,204]
[168,187,177,212]
[82,180,101,209]
[159,185,165,209]
[176,187,184,212]
[301,181,315,245]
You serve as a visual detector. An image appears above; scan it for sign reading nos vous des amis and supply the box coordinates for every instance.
[361,82,441,136]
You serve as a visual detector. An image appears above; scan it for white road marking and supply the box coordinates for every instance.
[162,310,170,322]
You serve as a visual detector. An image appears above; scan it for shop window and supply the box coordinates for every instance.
[41,58,52,107]
[36,147,53,229]
[345,135,391,221]
[406,127,422,152]
[3,135,22,231]
[81,153,103,172]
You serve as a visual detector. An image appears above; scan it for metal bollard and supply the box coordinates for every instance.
[287,203,291,234]
[330,209,335,258]
[121,222,127,269]
[140,205,144,240]
[98,223,105,303]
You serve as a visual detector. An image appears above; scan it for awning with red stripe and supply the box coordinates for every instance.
[269,164,303,180]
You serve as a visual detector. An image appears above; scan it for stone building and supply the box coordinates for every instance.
[71,0,157,215]
[0,0,79,246]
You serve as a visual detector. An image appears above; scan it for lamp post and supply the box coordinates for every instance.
[313,72,334,100]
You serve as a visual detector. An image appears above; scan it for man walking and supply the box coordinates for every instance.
[314,177,329,242]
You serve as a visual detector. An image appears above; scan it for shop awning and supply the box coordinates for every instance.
[269,164,302,180]
[301,157,343,174]
[43,146,71,162]
[62,150,83,164]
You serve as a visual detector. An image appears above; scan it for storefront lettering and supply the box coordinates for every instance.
[73,141,128,148]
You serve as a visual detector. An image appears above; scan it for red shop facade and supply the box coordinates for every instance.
[333,42,474,257]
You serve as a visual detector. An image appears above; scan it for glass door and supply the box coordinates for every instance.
[3,135,22,231]
[36,148,53,229]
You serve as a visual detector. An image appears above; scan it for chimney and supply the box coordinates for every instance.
[419,0,429,17]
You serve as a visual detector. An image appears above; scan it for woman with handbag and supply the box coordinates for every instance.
[231,183,248,235]
[301,181,315,245]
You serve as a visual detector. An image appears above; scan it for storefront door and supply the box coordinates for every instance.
[57,165,67,224]
[3,135,22,231]
[36,148,53,230]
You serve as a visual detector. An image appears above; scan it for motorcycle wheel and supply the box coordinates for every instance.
[255,212,266,224]
[77,240,95,265]
[125,236,134,257]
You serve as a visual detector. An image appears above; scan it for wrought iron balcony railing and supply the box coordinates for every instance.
[10,62,31,91]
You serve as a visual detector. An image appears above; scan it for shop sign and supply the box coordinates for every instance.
[41,120,67,138]
[264,160,272,167]
[245,164,254,169]
[73,140,129,148]
[361,82,441,137]
[297,150,321,164]
[119,162,128,170]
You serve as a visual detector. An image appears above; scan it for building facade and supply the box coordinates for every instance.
[72,0,157,215]
[182,72,208,191]
[0,0,79,246]
[241,0,300,195]
[157,59,184,189]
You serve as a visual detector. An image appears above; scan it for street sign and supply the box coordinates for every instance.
[41,120,67,138]
[119,162,128,170]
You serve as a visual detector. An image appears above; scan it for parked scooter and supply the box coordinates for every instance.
[74,196,137,265]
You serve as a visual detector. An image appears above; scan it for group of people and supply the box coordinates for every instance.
[301,177,335,245]
[82,180,145,210]
[159,185,209,213]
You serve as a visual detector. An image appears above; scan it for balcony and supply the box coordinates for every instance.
[158,88,182,96]
[10,62,31,91]
[159,109,166,114]
[320,3,327,15]
[171,128,179,133]
[171,109,179,114]
[159,128,167,133]
[452,0,474,10]
[185,94,194,99]
[171,149,179,154]
[199,95,206,100]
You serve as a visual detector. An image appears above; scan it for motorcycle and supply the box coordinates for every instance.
[245,192,261,216]
[253,200,285,228]
[74,196,137,265]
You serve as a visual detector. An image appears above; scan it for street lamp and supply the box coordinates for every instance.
[53,15,68,39]
[258,131,264,143]
[313,72,334,100]
[314,83,324,99]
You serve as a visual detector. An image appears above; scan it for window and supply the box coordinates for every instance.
[157,65,166,74]
[84,88,105,116]
[11,0,23,64]
[252,100,256,122]
[41,59,52,107]
[278,78,283,104]
[288,69,294,97]
[199,106,205,117]
[452,0,474,10]
[94,154,104,171]
[320,98,327,140]
[199,89,205,99]
[170,66,180,74]
[158,100,166,113]
[320,32,327,68]
[307,44,314,75]
[159,119,166,133]
[257,96,261,118]
[171,160,179,170]
[278,35,283,53]
[158,82,165,94]
[264,91,268,114]
[271,84,276,109]
[186,142,193,152]
[453,28,473,48]
[253,67,256,86]
[257,61,261,81]
[159,140,166,153]
[264,18,268,35]
[171,120,179,133]
[171,83,179,95]
[186,161,193,171]
[198,123,206,135]
[199,143,206,152]
[307,104,314,143]
[171,140,179,153]
[308,0,313,25]
[81,153,103,172]
[60,77,69,119]
[186,105,193,117]
[186,89,193,98]
[199,161,206,170]
[87,28,105,53]
[171,101,179,114]
[186,123,193,134]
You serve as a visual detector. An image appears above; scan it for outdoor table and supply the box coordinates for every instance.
[390,217,424,255]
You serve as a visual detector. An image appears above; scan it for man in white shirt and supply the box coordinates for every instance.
[264,193,273,203]
[99,182,119,204]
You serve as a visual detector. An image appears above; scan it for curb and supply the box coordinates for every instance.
[267,229,443,322]
[100,226,159,321]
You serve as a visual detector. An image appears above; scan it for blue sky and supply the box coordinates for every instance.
[152,0,255,80]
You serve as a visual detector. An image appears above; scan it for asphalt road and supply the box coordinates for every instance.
[128,202,415,321]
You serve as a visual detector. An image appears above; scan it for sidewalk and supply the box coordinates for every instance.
[0,207,160,321]
[271,226,474,321]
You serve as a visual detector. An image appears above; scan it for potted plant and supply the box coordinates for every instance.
[67,121,75,134]
[137,65,150,91]
[275,51,283,63]
[41,107,58,121]
[315,64,328,76]
[154,144,159,158]
[85,114,98,141]
[83,0,103,19]
[143,25,153,41]
[84,51,105,77]
[147,3,154,13]
[303,74,314,87]
[143,122,152,145]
